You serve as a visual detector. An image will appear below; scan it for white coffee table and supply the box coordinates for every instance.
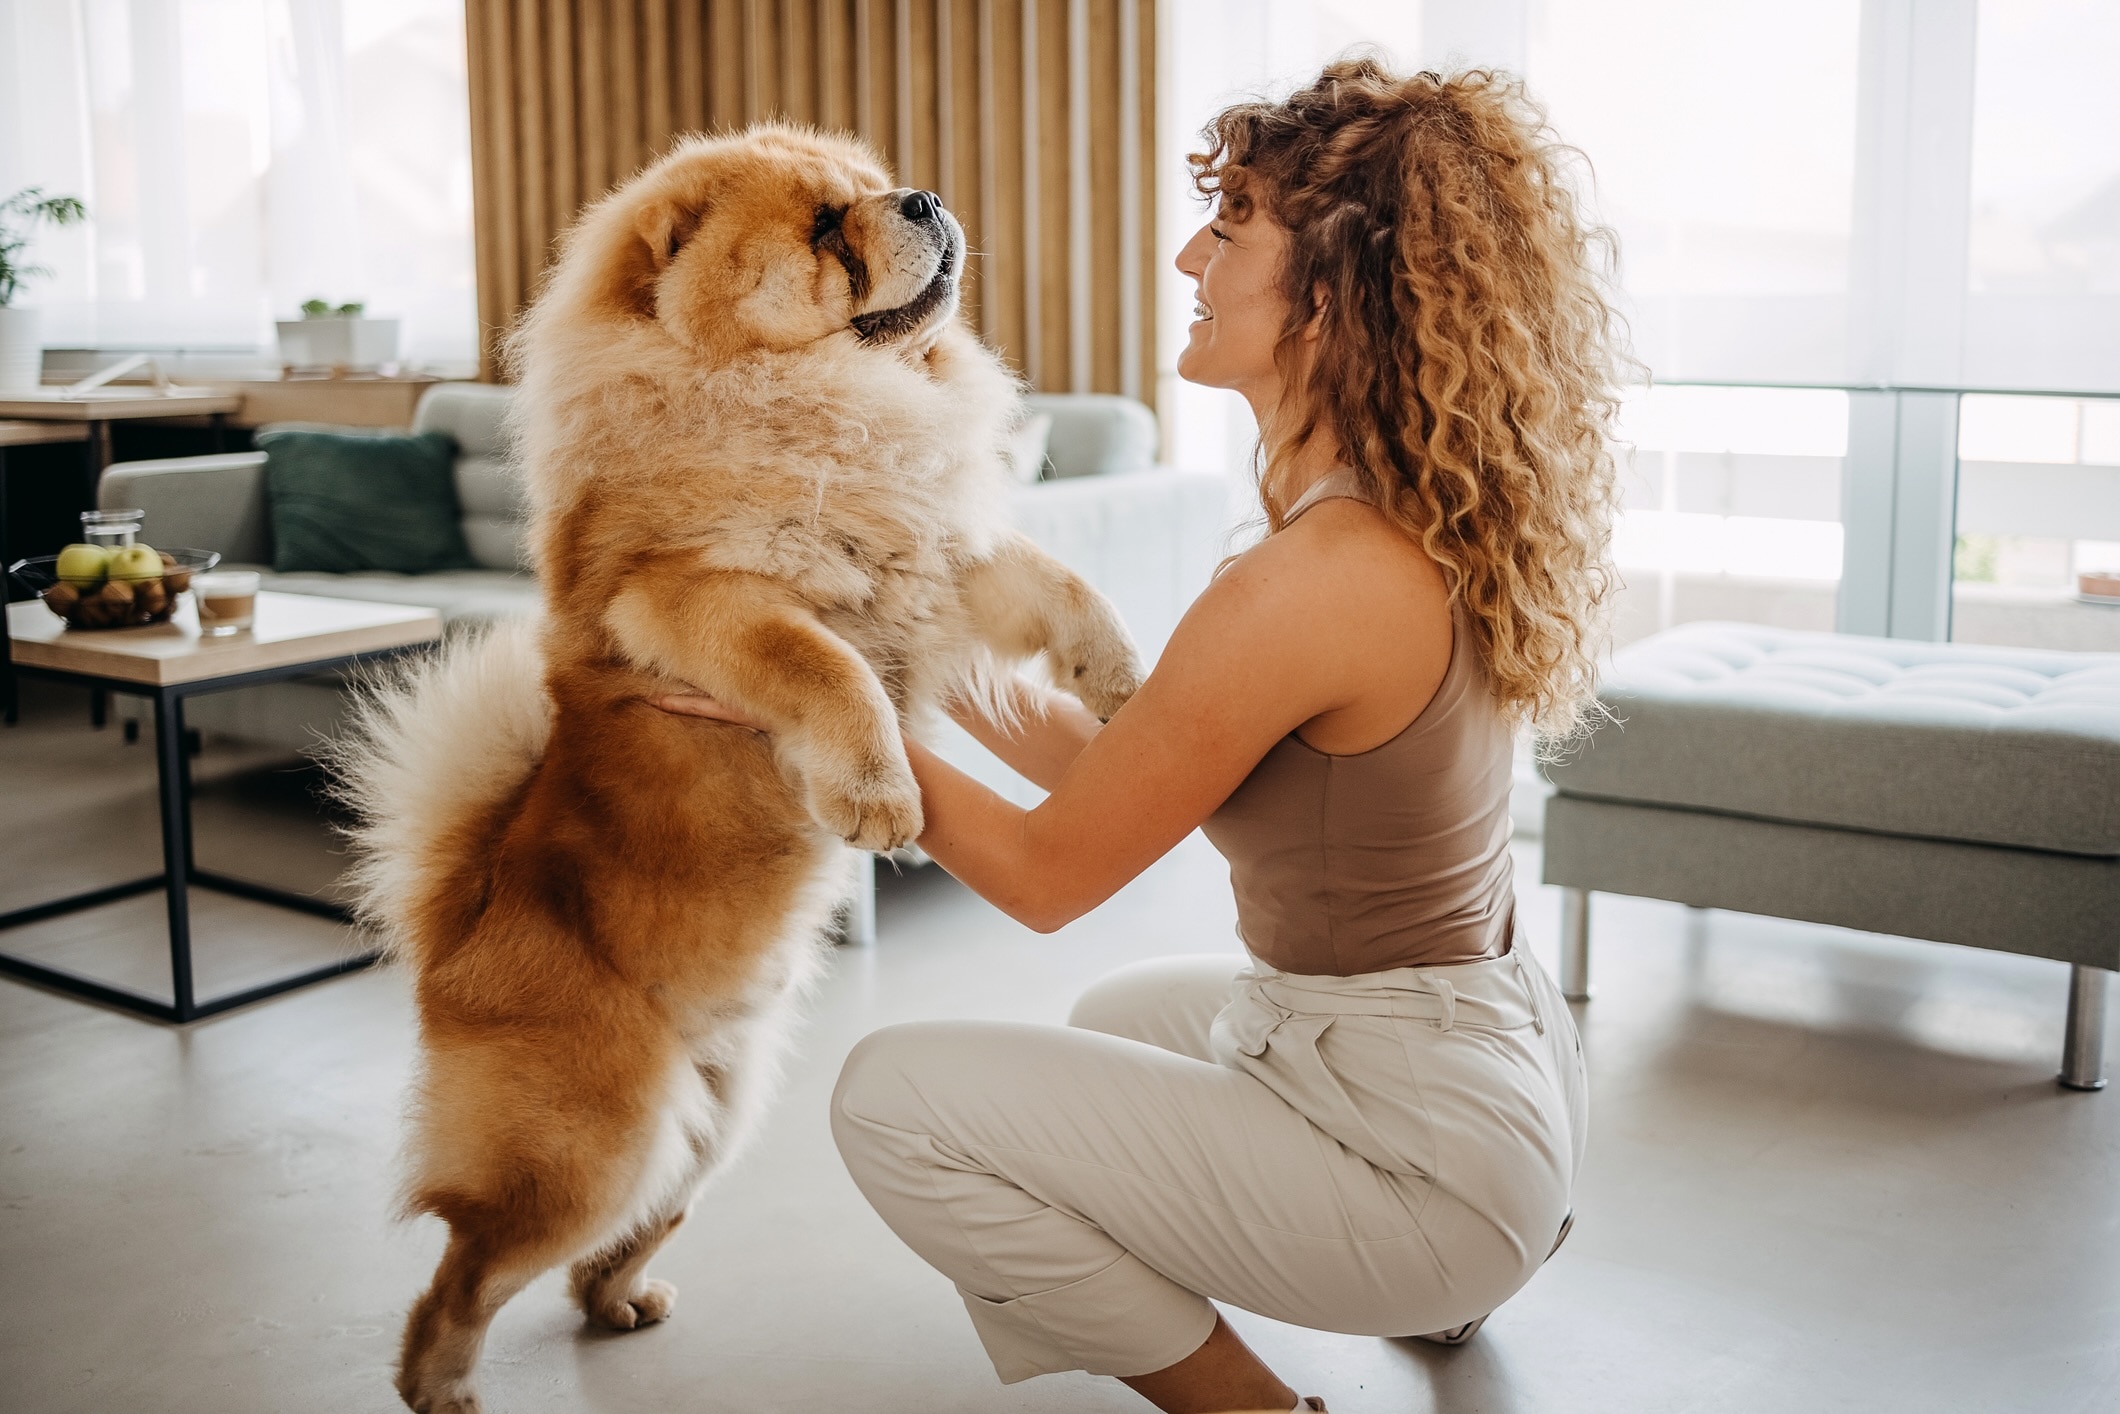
[3,591,441,1021]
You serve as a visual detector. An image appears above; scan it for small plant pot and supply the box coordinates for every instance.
[276,316,401,374]
[0,305,40,391]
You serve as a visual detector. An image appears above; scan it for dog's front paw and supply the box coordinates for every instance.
[810,758,924,852]
[1059,639,1144,722]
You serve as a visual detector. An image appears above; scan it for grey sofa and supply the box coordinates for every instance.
[104,384,1232,741]
[100,382,1236,941]
[1542,621,2120,1089]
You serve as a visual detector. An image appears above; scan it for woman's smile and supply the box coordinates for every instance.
[1173,206,1290,401]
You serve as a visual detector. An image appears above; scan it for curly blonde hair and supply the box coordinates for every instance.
[1192,59,1628,737]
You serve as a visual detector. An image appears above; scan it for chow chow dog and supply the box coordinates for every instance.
[341,125,1142,1413]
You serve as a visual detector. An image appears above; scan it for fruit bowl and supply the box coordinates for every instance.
[9,548,222,629]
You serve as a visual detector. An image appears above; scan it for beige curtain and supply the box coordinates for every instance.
[465,0,1155,403]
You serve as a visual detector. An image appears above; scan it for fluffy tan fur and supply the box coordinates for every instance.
[340,124,1140,1414]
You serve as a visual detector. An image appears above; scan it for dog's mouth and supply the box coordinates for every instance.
[850,239,959,345]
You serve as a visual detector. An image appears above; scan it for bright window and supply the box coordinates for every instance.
[0,0,475,369]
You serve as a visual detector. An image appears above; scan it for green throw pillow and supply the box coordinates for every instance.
[259,428,474,574]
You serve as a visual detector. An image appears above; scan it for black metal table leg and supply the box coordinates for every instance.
[1,447,14,726]
[85,418,112,487]
[152,689,197,1020]
[84,438,106,730]
[0,643,434,1022]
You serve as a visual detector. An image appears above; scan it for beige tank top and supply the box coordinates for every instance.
[1200,471,1517,976]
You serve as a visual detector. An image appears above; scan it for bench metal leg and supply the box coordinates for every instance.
[2060,964,2109,1092]
[1559,887,1591,1001]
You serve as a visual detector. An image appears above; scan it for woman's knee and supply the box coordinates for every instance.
[830,1019,1035,1158]
[832,1021,953,1135]
[831,1022,970,1201]
[1067,954,1241,1053]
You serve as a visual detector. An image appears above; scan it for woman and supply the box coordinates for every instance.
[667,60,1622,1413]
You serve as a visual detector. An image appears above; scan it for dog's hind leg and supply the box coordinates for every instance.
[569,1209,688,1330]
[566,1035,786,1335]
[566,1074,723,1333]
[396,1225,546,1414]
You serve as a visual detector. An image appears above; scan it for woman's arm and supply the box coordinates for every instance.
[650,503,1452,933]
[945,678,1104,792]
[909,507,1452,932]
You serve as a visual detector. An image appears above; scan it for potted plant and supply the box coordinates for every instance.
[276,297,401,374]
[0,188,87,392]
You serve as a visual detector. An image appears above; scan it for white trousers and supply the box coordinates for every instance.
[830,948,1588,1383]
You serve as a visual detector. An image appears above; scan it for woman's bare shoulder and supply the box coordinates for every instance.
[1216,497,1448,622]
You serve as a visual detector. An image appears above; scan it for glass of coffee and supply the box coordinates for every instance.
[192,570,261,635]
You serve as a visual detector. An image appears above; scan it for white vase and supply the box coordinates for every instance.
[0,305,40,391]
[275,316,402,373]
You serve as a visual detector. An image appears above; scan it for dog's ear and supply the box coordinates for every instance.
[637,196,703,269]
[619,196,705,318]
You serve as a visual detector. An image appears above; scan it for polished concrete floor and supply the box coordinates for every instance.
[3,682,2117,1413]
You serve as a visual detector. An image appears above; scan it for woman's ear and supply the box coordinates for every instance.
[1303,282,1331,342]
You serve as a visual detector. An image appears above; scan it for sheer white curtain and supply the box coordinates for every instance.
[1158,0,2120,651]
[1963,0,2120,394]
[1159,1,2120,433]
[0,0,475,369]
[1156,0,1424,476]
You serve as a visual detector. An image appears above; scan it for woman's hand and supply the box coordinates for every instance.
[649,689,770,731]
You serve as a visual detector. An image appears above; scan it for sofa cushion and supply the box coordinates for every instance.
[1025,393,1157,478]
[1543,622,2120,857]
[414,383,530,571]
[412,381,515,459]
[454,454,529,570]
[259,428,475,574]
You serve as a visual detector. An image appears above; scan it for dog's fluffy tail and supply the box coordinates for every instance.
[328,616,551,967]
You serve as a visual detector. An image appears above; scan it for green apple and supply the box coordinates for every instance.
[55,543,110,587]
[107,544,164,582]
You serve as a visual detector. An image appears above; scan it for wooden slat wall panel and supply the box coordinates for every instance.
[945,0,982,333]
[1087,0,1119,395]
[1034,0,1072,389]
[1129,0,1153,404]
[673,3,706,129]
[709,0,744,129]
[464,0,1155,411]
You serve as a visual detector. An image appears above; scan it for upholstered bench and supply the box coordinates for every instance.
[1541,622,2120,1090]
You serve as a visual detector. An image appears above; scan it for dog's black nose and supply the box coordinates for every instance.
[900,189,940,223]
